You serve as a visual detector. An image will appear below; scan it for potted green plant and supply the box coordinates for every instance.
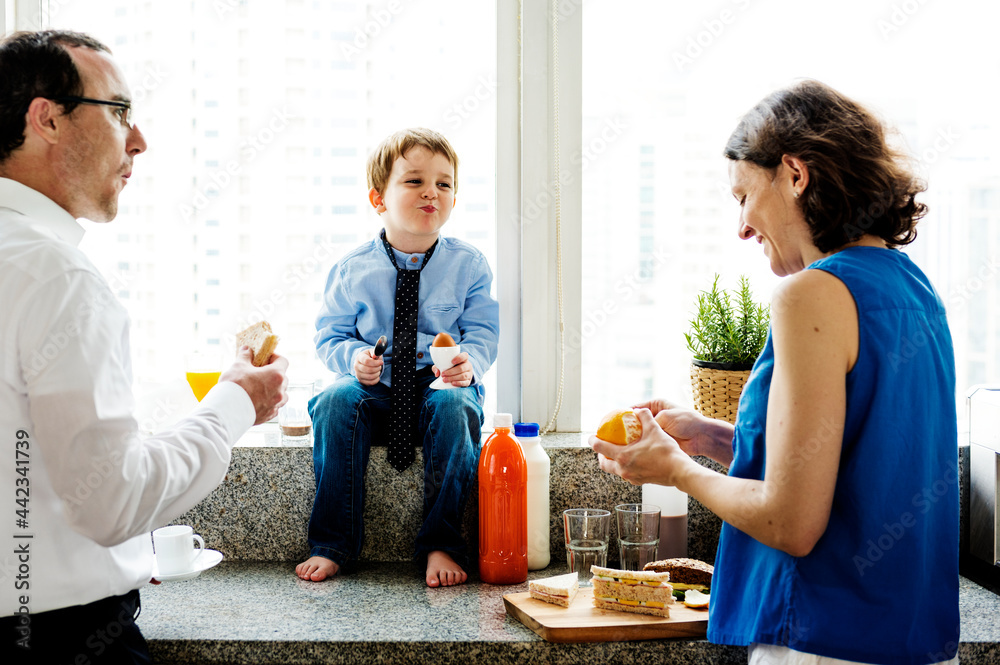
[684,274,770,424]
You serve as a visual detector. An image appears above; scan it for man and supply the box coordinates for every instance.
[0,30,288,663]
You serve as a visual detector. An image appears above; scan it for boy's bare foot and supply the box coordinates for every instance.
[296,556,339,582]
[426,550,468,588]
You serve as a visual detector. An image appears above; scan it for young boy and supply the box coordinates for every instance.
[296,128,499,587]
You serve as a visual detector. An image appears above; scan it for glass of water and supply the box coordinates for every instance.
[615,503,661,571]
[563,508,611,586]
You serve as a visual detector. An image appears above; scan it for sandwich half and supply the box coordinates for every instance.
[236,321,279,367]
[590,565,674,618]
[528,572,579,608]
[642,557,713,591]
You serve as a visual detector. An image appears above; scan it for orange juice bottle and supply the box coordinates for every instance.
[478,413,528,584]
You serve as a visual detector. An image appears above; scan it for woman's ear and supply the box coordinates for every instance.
[368,187,386,214]
[781,154,810,198]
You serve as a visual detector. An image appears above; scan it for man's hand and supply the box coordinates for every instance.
[433,352,473,387]
[354,348,384,386]
[219,347,289,425]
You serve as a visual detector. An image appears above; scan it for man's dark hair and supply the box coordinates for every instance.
[724,79,927,253]
[0,30,111,162]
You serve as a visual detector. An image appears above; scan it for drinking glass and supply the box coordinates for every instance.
[563,508,611,586]
[615,503,661,571]
[279,382,315,445]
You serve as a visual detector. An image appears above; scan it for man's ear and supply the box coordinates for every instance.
[25,98,63,147]
[368,187,386,214]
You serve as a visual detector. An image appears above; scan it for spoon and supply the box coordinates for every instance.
[372,335,388,358]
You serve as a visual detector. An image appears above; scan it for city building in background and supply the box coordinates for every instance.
[39,0,999,430]
[52,1,498,410]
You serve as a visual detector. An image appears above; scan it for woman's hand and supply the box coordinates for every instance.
[633,399,708,458]
[590,409,694,487]
[633,398,735,467]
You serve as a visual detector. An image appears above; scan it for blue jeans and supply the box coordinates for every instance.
[306,372,482,570]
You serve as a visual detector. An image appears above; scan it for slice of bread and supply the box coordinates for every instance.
[236,321,279,367]
[642,557,713,589]
[528,572,579,608]
[593,596,671,618]
[590,565,672,585]
[590,566,673,618]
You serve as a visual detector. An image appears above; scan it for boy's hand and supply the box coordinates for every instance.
[433,352,474,387]
[355,348,384,386]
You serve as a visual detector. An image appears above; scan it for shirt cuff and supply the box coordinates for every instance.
[197,380,257,443]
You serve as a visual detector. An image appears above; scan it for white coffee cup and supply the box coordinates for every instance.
[153,525,205,576]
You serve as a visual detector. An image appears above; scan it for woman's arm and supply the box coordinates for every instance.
[595,269,857,557]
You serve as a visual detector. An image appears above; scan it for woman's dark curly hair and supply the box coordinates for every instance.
[0,30,110,163]
[724,79,927,253]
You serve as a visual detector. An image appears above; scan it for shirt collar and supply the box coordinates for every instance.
[0,177,85,247]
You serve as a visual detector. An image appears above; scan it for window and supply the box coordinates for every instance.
[60,0,498,420]
[581,0,1000,426]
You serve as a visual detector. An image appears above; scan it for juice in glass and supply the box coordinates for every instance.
[186,371,221,402]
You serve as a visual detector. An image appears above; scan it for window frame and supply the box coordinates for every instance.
[511,0,583,430]
[18,0,584,430]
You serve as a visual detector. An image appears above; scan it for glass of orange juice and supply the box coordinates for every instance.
[185,352,222,402]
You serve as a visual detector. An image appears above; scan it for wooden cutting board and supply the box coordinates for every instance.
[503,587,708,643]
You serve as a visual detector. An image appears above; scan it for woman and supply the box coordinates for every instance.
[592,80,958,665]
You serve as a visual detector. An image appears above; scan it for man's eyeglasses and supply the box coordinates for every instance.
[50,96,134,130]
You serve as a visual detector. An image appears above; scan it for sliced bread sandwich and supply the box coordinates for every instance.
[528,572,579,608]
[590,565,674,618]
[236,321,279,367]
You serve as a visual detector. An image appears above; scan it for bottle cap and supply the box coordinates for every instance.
[493,413,513,428]
[514,422,539,437]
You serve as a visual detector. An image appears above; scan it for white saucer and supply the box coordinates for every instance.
[152,549,223,582]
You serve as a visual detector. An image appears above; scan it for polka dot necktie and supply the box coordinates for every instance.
[381,230,437,472]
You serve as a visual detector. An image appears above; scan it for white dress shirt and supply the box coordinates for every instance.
[0,178,255,615]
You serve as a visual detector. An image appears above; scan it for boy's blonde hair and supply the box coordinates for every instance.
[366,127,459,195]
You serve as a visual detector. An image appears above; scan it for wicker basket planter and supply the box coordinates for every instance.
[689,359,753,425]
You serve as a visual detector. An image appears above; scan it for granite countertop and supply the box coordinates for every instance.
[140,561,1000,665]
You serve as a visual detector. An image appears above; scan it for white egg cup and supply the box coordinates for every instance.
[429,344,461,390]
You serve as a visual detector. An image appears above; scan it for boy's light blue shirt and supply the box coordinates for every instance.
[315,234,499,403]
